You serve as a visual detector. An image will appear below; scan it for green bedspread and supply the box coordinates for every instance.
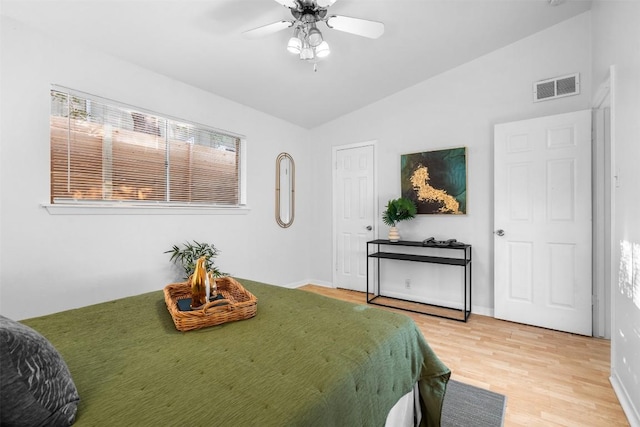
[22,279,450,426]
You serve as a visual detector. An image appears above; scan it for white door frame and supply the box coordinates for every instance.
[592,74,612,339]
[332,140,378,288]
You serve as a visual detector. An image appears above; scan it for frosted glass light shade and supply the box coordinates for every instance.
[300,45,314,60]
[315,41,330,58]
[287,36,302,54]
[308,27,323,47]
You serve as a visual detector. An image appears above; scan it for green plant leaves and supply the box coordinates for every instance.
[382,197,417,227]
[165,240,226,279]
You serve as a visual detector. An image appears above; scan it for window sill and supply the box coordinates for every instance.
[41,203,251,216]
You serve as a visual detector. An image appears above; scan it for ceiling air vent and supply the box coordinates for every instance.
[533,73,580,102]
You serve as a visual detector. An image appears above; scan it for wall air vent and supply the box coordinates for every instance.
[533,73,580,102]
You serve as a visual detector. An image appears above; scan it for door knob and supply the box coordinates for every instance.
[366,225,373,231]
[495,229,505,236]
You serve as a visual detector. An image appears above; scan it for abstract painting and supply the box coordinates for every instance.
[401,147,467,214]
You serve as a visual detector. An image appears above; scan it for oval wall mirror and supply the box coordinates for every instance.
[276,152,295,228]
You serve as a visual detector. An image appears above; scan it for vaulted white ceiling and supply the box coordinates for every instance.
[1,0,592,128]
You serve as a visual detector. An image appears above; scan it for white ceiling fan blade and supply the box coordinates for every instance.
[326,15,384,39]
[242,21,293,39]
[316,0,337,7]
[273,0,298,9]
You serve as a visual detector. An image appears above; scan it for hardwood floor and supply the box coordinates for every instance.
[300,285,629,427]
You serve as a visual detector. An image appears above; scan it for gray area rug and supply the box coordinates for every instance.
[441,379,507,427]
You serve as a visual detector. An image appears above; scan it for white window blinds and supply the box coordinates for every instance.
[50,87,242,206]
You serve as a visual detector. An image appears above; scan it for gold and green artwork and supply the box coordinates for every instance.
[401,147,467,215]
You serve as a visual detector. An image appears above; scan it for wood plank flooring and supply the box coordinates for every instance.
[300,285,629,427]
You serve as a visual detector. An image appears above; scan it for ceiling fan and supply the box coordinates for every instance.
[243,0,384,64]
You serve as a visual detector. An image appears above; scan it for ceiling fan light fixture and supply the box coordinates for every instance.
[244,0,385,66]
[307,25,323,47]
[315,41,330,58]
[287,36,302,54]
[287,27,302,54]
[300,43,314,60]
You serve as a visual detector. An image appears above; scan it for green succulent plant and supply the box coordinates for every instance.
[382,197,417,227]
[165,240,227,279]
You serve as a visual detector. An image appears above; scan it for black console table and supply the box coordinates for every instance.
[366,239,472,322]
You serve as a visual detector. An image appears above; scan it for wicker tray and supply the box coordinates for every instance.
[164,277,257,332]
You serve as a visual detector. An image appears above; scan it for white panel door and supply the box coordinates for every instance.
[334,144,375,292]
[494,110,592,335]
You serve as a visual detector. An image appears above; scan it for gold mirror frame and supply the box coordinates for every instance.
[276,152,295,228]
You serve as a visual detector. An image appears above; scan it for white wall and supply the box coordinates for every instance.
[308,12,593,315]
[0,17,312,320]
[592,2,640,425]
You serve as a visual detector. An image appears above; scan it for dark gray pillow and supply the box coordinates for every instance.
[0,315,79,426]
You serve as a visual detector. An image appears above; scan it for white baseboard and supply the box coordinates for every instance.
[286,279,334,289]
[610,371,640,427]
[307,280,335,288]
[471,305,494,317]
[283,280,308,289]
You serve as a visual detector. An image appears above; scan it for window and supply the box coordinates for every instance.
[50,87,244,207]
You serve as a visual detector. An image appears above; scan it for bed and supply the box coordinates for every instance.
[3,278,450,426]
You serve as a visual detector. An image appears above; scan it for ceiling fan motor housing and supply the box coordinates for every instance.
[291,0,328,22]
[299,0,322,10]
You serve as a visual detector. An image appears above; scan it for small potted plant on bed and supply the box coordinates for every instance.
[165,240,227,279]
[382,197,417,242]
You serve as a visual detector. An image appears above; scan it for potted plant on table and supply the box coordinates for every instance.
[382,197,417,242]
